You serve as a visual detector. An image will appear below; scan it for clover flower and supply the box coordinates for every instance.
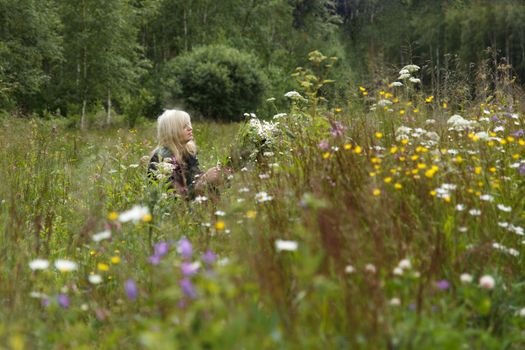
[479,275,495,290]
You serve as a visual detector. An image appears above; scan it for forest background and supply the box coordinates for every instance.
[2,0,525,124]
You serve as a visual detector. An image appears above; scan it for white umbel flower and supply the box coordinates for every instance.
[284,90,303,99]
[275,239,298,252]
[92,230,111,242]
[88,274,103,284]
[29,259,50,270]
[54,259,78,272]
[118,205,150,223]
[460,273,473,283]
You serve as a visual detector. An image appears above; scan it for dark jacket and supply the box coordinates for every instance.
[147,147,203,199]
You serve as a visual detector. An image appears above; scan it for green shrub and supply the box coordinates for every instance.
[163,45,267,121]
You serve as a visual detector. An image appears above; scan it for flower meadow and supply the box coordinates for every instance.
[2,55,525,349]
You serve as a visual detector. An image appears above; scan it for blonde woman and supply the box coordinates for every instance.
[148,109,223,199]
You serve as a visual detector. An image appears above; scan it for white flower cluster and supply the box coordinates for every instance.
[392,258,412,276]
[275,239,298,252]
[434,183,456,199]
[447,114,477,131]
[492,242,520,257]
[248,118,279,141]
[393,64,421,85]
[395,126,439,146]
[498,222,524,236]
[29,259,78,272]
[151,159,175,181]
[118,205,150,223]
[255,191,273,203]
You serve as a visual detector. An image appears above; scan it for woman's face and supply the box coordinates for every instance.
[181,121,193,143]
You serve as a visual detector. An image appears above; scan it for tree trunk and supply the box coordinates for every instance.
[106,88,112,125]
[81,98,86,130]
[183,8,188,52]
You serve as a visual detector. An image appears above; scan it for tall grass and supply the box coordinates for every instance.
[2,58,525,349]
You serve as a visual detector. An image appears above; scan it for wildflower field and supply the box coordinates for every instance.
[3,54,525,349]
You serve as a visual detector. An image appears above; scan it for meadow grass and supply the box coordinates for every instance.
[2,70,525,349]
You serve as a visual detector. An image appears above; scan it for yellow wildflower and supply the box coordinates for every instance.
[214,221,225,231]
[97,263,109,272]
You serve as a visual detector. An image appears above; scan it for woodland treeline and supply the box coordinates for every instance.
[1,0,524,122]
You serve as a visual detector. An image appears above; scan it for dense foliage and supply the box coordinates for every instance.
[2,0,525,121]
[163,45,267,121]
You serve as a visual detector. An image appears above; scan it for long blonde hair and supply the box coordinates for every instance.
[156,109,197,163]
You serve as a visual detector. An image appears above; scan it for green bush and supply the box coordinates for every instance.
[163,45,267,121]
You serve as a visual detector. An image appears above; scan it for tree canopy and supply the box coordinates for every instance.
[1,0,524,120]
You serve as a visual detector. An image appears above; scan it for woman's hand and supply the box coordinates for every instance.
[195,166,232,193]
[204,166,222,183]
